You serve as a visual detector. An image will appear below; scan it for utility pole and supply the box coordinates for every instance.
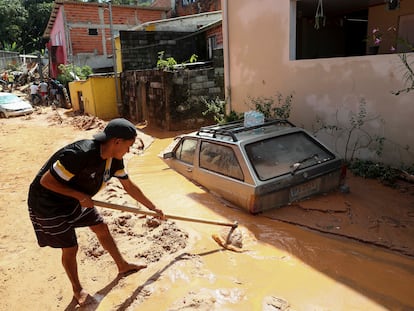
[108,0,122,116]
[37,53,43,80]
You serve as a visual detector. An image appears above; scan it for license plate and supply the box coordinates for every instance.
[290,179,321,201]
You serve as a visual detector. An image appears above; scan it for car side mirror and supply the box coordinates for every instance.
[163,151,175,159]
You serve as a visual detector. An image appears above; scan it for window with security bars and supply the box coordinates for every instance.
[182,0,196,6]
[88,29,98,36]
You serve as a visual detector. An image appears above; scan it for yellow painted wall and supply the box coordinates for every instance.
[91,76,120,119]
[69,80,95,114]
[223,0,414,165]
[69,76,120,120]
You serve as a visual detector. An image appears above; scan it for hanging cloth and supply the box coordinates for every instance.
[314,0,326,30]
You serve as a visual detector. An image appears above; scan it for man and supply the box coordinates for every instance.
[7,71,14,91]
[29,82,40,105]
[56,81,65,107]
[38,80,48,104]
[28,118,164,306]
[48,78,59,103]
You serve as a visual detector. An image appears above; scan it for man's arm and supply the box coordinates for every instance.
[119,177,164,218]
[40,171,93,207]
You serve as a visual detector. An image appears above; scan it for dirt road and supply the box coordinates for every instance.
[1,107,413,311]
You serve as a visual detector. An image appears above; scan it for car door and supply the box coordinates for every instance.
[169,137,198,181]
[194,141,255,210]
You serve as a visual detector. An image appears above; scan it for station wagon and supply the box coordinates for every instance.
[163,119,345,214]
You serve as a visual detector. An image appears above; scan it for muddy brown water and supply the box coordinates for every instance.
[97,129,414,311]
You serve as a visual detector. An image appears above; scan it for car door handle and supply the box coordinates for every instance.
[186,167,193,172]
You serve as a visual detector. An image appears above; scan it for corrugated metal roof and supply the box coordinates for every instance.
[131,10,222,32]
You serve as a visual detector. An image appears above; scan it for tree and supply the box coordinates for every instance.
[0,0,28,51]
[0,0,53,54]
[22,0,54,53]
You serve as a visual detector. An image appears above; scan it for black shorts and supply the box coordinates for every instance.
[28,204,104,248]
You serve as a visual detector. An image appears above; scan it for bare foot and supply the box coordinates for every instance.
[74,289,95,306]
[118,262,147,276]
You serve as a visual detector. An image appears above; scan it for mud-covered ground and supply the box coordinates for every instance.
[1,106,413,311]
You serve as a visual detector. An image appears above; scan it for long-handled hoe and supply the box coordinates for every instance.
[93,200,244,252]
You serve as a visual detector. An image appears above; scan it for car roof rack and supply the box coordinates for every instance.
[196,119,295,142]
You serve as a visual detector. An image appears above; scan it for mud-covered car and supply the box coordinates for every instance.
[0,92,33,118]
[163,119,345,214]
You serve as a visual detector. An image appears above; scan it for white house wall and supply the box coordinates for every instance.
[223,0,413,165]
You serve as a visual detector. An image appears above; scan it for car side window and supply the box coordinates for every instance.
[199,142,244,181]
[175,138,197,164]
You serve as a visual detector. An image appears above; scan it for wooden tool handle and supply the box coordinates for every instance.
[93,200,238,228]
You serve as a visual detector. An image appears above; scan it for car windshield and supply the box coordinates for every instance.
[245,132,335,181]
[0,94,18,105]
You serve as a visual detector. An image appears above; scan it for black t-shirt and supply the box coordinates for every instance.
[28,139,128,215]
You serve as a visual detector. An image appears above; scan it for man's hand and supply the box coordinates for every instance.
[152,207,166,220]
[79,196,94,208]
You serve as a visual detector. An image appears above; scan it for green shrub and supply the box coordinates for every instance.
[57,64,92,85]
[348,159,414,185]
[201,97,243,124]
[246,92,294,119]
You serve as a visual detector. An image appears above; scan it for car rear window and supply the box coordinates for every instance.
[245,132,335,181]
[199,142,244,181]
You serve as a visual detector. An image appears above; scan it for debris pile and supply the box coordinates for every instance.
[66,113,106,131]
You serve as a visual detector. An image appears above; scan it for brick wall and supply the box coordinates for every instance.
[175,0,221,16]
[206,24,223,46]
[63,3,166,56]
[69,28,105,55]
